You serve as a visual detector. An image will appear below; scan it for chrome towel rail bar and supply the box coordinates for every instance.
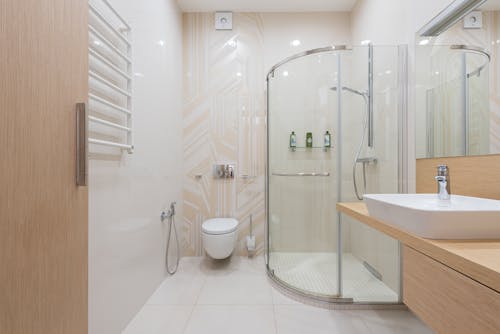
[89,93,131,115]
[88,115,131,132]
[89,138,133,150]
[89,47,132,80]
[89,70,132,97]
[272,172,330,177]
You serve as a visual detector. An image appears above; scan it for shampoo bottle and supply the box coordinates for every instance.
[324,131,331,148]
[306,132,313,148]
[290,131,297,148]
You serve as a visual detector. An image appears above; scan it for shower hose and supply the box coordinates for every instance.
[353,96,369,201]
[165,213,180,275]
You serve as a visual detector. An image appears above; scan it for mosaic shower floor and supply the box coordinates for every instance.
[269,252,399,302]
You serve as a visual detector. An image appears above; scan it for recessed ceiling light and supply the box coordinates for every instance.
[236,72,242,77]
[282,71,289,77]
[157,40,165,46]
[419,39,430,45]
[291,40,301,47]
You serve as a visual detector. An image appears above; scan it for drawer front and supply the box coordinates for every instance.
[403,246,500,334]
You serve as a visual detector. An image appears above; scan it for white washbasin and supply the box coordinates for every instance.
[364,194,500,239]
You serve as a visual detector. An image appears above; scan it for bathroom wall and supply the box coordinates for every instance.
[181,12,351,256]
[88,0,183,333]
[345,0,453,295]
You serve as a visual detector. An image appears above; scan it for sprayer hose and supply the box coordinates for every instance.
[166,215,180,275]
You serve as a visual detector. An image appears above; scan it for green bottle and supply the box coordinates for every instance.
[306,132,313,148]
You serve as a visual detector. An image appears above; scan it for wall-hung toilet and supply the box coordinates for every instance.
[202,218,239,259]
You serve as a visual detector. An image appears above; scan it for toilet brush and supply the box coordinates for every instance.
[246,214,256,254]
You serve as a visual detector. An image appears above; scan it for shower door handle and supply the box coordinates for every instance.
[76,102,88,186]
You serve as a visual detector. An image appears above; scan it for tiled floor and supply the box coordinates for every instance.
[123,256,435,334]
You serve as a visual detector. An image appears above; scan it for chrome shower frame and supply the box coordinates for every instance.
[265,45,409,306]
[454,45,490,156]
[368,44,374,148]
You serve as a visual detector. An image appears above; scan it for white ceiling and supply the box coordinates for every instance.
[177,0,358,12]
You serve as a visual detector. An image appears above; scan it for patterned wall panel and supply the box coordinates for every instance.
[181,13,266,256]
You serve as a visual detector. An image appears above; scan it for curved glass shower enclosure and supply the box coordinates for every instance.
[266,45,406,304]
[416,44,491,158]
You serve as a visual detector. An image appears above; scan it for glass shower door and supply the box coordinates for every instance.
[339,46,403,303]
[267,45,404,304]
[267,51,341,299]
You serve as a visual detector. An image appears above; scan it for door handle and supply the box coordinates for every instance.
[76,103,88,186]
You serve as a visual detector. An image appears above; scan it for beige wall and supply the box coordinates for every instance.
[181,12,351,256]
[89,0,184,333]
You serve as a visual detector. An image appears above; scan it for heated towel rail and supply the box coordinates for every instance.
[88,0,133,154]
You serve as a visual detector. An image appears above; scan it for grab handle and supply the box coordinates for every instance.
[76,103,88,186]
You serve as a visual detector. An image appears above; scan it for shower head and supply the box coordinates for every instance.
[330,86,369,98]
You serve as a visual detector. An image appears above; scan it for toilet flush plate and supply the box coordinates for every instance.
[213,164,235,179]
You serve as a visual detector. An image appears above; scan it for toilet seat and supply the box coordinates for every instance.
[202,218,238,235]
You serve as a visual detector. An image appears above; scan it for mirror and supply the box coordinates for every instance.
[415,0,500,158]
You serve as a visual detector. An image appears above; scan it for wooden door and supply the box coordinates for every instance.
[0,0,88,333]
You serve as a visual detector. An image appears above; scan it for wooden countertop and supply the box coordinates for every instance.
[337,202,500,293]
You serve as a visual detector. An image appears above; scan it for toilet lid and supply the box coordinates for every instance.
[202,218,239,235]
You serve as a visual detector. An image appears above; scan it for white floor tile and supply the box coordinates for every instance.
[124,256,434,334]
[271,287,302,305]
[122,305,192,334]
[146,274,205,305]
[197,274,273,305]
[274,305,370,334]
[197,255,266,277]
[358,310,435,334]
[184,305,276,334]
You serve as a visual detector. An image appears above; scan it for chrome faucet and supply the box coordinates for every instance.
[435,165,450,200]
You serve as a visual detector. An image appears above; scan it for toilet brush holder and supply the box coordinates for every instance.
[246,235,256,252]
[246,214,256,254]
